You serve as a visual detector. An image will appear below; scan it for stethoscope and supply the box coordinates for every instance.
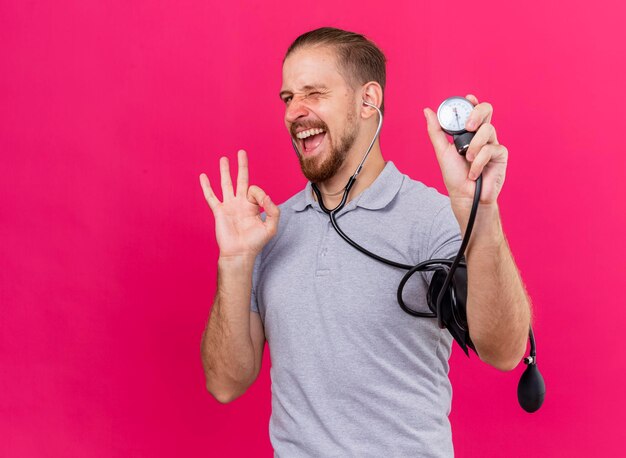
[291,99,545,412]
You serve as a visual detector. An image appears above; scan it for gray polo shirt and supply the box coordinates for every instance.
[251,161,463,457]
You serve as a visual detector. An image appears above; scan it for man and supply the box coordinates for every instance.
[199,27,531,457]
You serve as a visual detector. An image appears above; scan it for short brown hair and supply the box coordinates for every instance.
[285,27,387,114]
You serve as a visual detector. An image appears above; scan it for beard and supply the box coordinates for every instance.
[296,108,359,183]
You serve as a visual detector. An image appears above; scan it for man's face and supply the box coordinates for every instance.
[280,46,360,183]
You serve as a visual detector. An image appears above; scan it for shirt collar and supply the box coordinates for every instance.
[291,161,404,213]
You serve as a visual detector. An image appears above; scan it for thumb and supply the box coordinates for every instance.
[423,107,451,159]
[262,195,280,235]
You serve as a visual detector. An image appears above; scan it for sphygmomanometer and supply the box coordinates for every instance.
[291,96,546,412]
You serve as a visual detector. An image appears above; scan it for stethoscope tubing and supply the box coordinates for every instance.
[294,101,537,359]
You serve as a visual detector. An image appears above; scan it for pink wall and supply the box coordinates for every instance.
[2,0,624,456]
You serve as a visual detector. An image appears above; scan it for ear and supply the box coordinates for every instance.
[360,82,383,119]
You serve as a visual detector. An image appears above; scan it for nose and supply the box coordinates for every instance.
[284,95,310,124]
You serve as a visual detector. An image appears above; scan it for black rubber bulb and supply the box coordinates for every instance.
[517,361,545,413]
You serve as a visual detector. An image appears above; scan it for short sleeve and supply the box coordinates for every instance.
[428,203,463,260]
[420,202,463,283]
[250,292,259,313]
[250,212,266,314]
[250,254,261,314]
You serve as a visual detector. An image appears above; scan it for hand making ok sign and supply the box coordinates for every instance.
[199,150,281,259]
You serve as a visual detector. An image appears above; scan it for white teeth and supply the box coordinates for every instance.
[295,128,325,139]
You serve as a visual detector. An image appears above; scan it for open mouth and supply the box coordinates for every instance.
[295,128,327,156]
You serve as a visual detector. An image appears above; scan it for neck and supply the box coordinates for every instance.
[313,140,385,209]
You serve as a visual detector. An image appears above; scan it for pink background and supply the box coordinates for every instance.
[2,0,625,456]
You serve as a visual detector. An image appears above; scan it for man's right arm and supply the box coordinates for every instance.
[198,149,279,404]
[201,255,265,403]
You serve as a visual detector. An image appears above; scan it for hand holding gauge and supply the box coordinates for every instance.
[425,95,545,413]
[424,94,508,207]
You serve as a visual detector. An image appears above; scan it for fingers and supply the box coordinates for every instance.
[220,156,234,201]
[235,149,249,197]
[199,173,220,210]
[465,99,493,132]
[423,107,452,158]
[247,185,269,207]
[248,185,280,234]
[466,94,479,105]
[466,123,498,160]
[468,144,508,180]
[247,184,263,206]
[204,153,279,231]
[462,97,500,179]
[260,191,280,235]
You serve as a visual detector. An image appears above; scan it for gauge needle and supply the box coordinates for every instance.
[453,107,460,129]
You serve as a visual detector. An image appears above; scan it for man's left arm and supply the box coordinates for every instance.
[424,94,531,372]
[455,200,531,371]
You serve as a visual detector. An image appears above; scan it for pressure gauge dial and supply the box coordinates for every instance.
[437,96,473,134]
[436,96,476,155]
